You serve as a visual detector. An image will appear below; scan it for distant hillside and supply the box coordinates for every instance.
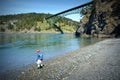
[0,13,78,33]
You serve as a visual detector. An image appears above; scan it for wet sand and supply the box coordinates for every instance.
[0,38,120,80]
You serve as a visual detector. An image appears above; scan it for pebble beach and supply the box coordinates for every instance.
[0,38,120,80]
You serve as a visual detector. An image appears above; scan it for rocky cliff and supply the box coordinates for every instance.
[76,0,120,38]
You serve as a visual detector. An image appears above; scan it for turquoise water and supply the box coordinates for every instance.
[0,33,102,73]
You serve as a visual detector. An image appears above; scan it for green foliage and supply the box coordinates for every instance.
[34,27,41,31]
[80,4,94,16]
[0,27,5,32]
[0,13,78,32]
[7,24,14,30]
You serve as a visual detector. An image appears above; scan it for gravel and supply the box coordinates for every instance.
[0,38,120,80]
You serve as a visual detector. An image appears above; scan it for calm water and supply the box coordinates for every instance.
[0,33,102,73]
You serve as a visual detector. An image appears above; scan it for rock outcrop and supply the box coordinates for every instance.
[76,0,120,37]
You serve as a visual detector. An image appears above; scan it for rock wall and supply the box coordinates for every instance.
[76,0,120,37]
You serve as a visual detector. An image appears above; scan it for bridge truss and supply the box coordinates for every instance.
[45,1,94,34]
[45,1,93,20]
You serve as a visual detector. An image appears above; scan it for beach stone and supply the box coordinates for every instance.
[1,39,120,80]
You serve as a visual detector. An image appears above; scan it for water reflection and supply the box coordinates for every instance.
[0,34,69,49]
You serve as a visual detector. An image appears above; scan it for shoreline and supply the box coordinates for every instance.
[0,38,120,80]
[0,32,111,38]
[0,30,75,34]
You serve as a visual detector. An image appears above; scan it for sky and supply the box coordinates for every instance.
[0,0,92,22]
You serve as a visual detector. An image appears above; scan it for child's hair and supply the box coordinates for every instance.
[36,50,40,53]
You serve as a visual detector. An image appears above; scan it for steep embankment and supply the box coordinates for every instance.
[95,0,120,37]
[76,0,120,37]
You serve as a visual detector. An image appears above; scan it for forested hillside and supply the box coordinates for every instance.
[0,13,78,33]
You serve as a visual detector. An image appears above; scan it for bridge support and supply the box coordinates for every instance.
[53,24,64,34]
[45,1,94,35]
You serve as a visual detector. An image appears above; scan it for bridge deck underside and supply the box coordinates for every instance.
[45,1,93,20]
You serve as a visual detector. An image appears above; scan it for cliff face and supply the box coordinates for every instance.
[76,0,120,37]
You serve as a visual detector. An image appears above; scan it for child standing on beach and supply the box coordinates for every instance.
[36,50,43,69]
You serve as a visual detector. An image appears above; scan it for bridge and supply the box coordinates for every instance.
[45,1,94,34]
